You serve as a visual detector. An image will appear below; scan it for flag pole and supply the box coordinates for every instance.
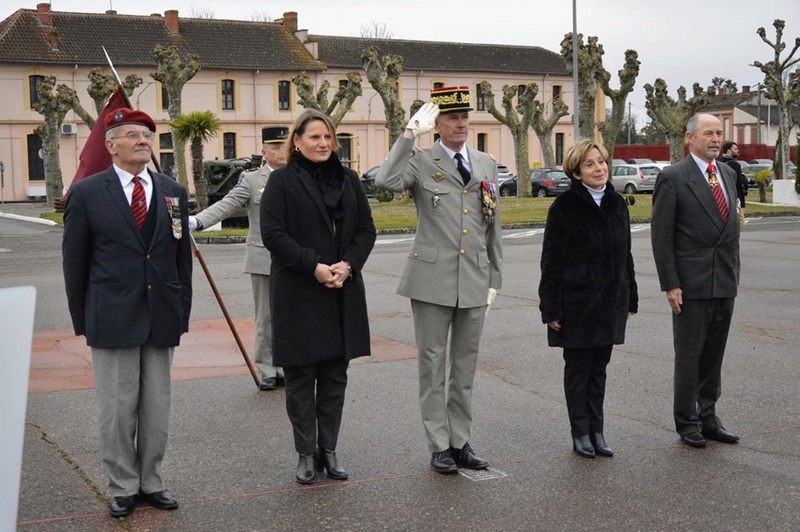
[103,47,260,387]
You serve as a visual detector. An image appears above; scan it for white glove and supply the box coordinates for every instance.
[406,102,440,138]
[188,216,199,231]
[485,288,497,317]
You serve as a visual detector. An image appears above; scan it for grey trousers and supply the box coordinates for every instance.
[672,297,735,435]
[251,273,283,381]
[91,342,173,497]
[411,300,485,453]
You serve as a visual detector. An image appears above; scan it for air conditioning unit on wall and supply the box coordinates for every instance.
[60,123,77,135]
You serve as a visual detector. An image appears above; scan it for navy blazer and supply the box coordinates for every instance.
[63,167,192,348]
[651,156,740,300]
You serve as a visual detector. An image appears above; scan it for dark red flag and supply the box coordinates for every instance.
[69,85,126,190]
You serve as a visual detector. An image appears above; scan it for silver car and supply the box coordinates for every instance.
[610,164,658,194]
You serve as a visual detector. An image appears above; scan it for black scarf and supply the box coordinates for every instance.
[293,150,346,222]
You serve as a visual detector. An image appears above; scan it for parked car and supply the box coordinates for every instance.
[496,164,515,186]
[529,168,571,197]
[744,163,773,188]
[360,165,395,201]
[610,164,658,194]
[612,159,626,167]
[749,158,773,166]
[626,158,655,165]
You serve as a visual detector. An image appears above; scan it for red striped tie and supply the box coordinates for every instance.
[707,164,729,223]
[131,175,147,230]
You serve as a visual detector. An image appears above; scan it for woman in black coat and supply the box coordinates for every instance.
[261,110,376,484]
[538,138,638,459]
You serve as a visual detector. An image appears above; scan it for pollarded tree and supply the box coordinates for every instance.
[753,19,800,180]
[151,44,201,188]
[596,49,640,161]
[31,76,72,205]
[361,45,406,148]
[170,111,221,211]
[711,77,738,94]
[531,96,569,169]
[561,33,605,138]
[480,80,537,197]
[87,68,143,118]
[644,79,714,163]
[292,71,363,127]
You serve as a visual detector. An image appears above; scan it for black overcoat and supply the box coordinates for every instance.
[538,180,638,348]
[261,159,376,367]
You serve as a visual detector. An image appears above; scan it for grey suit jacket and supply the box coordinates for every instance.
[196,166,271,275]
[651,156,740,299]
[376,137,503,308]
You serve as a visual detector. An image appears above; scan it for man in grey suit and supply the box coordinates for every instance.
[651,113,741,448]
[376,86,503,474]
[189,127,288,390]
[63,109,192,518]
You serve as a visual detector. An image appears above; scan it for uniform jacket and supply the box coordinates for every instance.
[196,166,271,275]
[651,156,740,299]
[539,181,638,348]
[260,158,376,367]
[62,167,192,348]
[376,137,503,308]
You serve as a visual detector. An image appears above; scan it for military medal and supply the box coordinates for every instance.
[432,194,440,208]
[432,172,445,182]
[480,181,496,224]
[164,196,183,239]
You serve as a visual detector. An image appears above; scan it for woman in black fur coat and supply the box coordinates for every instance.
[538,138,638,458]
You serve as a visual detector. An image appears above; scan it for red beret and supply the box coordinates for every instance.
[105,108,157,132]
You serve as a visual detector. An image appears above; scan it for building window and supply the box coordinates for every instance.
[339,79,349,90]
[476,83,485,111]
[552,85,562,101]
[433,81,445,90]
[555,133,564,166]
[221,79,235,110]
[336,133,353,169]
[29,75,45,107]
[517,84,526,100]
[223,132,237,159]
[159,133,175,178]
[278,80,291,111]
[26,133,45,180]
[477,133,487,152]
[161,84,170,111]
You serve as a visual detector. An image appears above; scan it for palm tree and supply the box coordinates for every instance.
[170,110,221,210]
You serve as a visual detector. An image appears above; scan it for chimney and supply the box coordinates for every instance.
[47,28,59,50]
[282,11,298,33]
[164,10,179,34]
[105,10,117,15]
[36,3,52,26]
[742,85,750,94]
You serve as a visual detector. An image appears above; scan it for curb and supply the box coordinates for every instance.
[0,211,57,226]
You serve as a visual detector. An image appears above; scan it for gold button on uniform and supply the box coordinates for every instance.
[462,229,468,234]
[462,189,468,195]
[463,209,468,214]
[460,249,466,255]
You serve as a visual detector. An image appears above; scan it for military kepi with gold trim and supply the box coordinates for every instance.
[430,86,473,113]
[262,126,289,144]
[105,108,156,132]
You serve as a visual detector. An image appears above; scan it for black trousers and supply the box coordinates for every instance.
[672,298,735,435]
[563,345,613,437]
[283,357,349,454]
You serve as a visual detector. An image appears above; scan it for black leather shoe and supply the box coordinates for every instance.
[140,489,178,510]
[109,495,137,518]
[451,443,489,469]
[572,435,596,458]
[430,450,457,474]
[296,453,317,484]
[591,433,614,457]
[260,378,277,391]
[703,427,740,444]
[276,375,285,386]
[680,432,708,448]
[315,448,348,480]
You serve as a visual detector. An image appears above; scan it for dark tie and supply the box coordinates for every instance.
[131,175,147,230]
[454,153,471,186]
[707,164,729,223]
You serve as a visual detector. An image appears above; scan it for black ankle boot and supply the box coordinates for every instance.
[572,434,595,458]
[316,447,348,480]
[296,453,316,484]
[591,433,613,457]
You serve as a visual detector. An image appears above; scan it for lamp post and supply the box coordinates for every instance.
[572,0,580,141]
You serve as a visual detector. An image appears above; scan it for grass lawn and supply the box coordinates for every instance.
[41,188,799,233]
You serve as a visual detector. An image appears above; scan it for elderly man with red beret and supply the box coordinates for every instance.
[62,109,192,518]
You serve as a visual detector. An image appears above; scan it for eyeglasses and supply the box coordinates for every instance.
[111,131,155,141]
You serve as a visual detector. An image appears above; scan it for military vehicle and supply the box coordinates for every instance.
[200,155,262,228]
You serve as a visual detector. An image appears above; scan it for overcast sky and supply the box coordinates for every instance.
[5,1,799,127]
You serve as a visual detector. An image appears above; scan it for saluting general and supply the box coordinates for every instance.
[376,86,503,474]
